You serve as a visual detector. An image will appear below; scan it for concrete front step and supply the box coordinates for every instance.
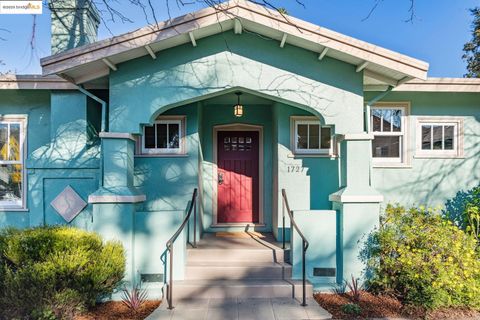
[185,261,292,280]
[187,248,289,263]
[169,279,314,299]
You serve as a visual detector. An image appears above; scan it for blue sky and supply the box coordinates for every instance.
[0,0,477,77]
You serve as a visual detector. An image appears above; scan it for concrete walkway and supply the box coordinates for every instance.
[146,298,332,320]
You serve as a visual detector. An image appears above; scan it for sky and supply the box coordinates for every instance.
[0,0,478,77]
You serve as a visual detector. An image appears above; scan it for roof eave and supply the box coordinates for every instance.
[40,0,429,84]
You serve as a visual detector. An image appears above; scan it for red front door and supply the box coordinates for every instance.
[217,131,259,223]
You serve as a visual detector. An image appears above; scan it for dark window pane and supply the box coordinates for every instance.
[0,124,7,161]
[309,124,320,149]
[9,124,20,161]
[432,125,443,150]
[144,125,155,148]
[168,124,180,148]
[421,125,431,150]
[372,110,382,132]
[392,109,402,132]
[156,124,168,148]
[382,109,392,132]
[444,125,454,150]
[0,164,22,204]
[297,124,308,149]
[321,127,331,149]
[372,136,400,158]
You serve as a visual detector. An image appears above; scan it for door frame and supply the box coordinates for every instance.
[212,123,264,227]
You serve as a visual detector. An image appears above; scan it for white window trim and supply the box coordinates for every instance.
[138,116,186,156]
[415,116,464,159]
[290,116,334,156]
[0,115,27,211]
[370,102,410,167]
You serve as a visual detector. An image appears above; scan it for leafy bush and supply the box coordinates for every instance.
[341,303,362,316]
[0,226,125,319]
[363,204,480,309]
[445,185,480,244]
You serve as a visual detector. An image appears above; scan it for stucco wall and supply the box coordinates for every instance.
[109,31,364,135]
[366,91,480,208]
[0,90,51,227]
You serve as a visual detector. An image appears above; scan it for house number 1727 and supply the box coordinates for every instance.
[287,165,305,173]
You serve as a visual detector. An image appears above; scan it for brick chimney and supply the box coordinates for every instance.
[49,0,100,54]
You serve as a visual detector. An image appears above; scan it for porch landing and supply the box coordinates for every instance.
[146,297,332,320]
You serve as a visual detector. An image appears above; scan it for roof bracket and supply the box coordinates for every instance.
[234,19,243,34]
[356,61,369,72]
[102,58,117,71]
[145,45,157,59]
[364,70,398,87]
[396,76,411,86]
[188,32,197,47]
[280,33,288,48]
[318,47,329,60]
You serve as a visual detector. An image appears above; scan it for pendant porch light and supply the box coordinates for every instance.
[233,92,244,117]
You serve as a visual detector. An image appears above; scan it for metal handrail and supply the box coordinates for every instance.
[166,188,198,310]
[281,189,309,307]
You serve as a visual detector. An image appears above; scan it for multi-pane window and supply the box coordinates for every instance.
[421,124,454,151]
[370,105,407,163]
[141,118,185,154]
[415,117,463,158]
[293,119,332,154]
[0,117,25,209]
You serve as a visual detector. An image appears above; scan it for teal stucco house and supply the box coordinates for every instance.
[0,0,479,302]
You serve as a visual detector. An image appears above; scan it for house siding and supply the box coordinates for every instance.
[366,92,480,208]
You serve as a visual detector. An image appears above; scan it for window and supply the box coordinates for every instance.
[370,104,408,165]
[415,117,464,158]
[140,117,186,155]
[291,117,333,155]
[0,116,26,209]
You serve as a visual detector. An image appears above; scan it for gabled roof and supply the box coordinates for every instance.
[41,0,429,86]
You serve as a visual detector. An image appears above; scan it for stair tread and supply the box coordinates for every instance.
[186,261,291,267]
[173,279,312,286]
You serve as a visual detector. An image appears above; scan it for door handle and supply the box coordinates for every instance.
[218,173,224,185]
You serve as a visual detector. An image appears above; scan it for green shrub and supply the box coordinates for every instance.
[0,226,125,319]
[445,185,480,244]
[341,303,362,316]
[363,204,480,310]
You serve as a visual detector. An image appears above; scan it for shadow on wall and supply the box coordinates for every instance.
[378,129,480,207]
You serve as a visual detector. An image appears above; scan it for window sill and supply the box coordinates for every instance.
[414,154,464,159]
[373,163,412,169]
[135,154,189,158]
[0,208,29,212]
[288,153,337,159]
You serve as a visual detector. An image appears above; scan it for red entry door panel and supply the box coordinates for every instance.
[217,131,259,223]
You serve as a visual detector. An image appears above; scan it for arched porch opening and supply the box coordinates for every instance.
[133,89,340,240]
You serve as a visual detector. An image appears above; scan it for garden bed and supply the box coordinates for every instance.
[76,300,161,320]
[314,292,480,320]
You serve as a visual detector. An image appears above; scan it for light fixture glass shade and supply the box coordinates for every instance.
[234,104,243,117]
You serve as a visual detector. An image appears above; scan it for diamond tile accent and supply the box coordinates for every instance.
[50,185,87,223]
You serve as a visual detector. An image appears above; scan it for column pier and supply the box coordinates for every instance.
[329,133,383,283]
[88,132,146,288]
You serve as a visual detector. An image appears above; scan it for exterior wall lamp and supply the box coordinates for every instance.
[233,92,244,117]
